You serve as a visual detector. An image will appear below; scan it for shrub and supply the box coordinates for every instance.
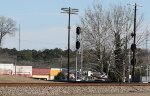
[54,72,65,81]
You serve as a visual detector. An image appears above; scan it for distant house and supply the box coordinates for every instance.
[32,68,50,80]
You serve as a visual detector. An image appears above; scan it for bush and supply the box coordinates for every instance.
[54,72,65,81]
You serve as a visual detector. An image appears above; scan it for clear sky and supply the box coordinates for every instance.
[0,0,150,50]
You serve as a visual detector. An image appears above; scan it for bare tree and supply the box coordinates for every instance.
[0,16,17,47]
[80,3,145,82]
[80,4,112,74]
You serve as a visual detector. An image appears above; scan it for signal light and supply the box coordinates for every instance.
[76,27,81,50]
[131,33,135,37]
[76,41,80,49]
[76,27,81,35]
[131,43,136,51]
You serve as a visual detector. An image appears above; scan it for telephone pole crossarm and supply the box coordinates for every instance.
[61,7,79,82]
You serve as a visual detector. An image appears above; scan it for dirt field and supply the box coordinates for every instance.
[0,75,49,83]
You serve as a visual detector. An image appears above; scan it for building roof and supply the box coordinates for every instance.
[32,68,50,75]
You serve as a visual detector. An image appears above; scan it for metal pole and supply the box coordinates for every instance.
[132,3,136,81]
[146,31,149,82]
[14,57,16,75]
[19,24,20,51]
[80,31,83,80]
[67,7,71,82]
[76,50,78,81]
[60,55,63,68]
[75,28,78,81]
[128,49,131,83]
[140,66,142,82]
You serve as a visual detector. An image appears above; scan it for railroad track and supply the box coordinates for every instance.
[0,82,150,86]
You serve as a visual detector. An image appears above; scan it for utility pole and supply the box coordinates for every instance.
[19,24,21,51]
[60,55,63,68]
[146,31,149,82]
[132,3,137,81]
[61,7,79,82]
[16,24,21,75]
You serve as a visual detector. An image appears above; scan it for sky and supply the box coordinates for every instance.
[0,0,150,50]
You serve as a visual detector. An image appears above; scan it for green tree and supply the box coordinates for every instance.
[19,50,32,61]
[114,32,123,82]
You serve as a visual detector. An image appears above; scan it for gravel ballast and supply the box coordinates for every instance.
[0,85,150,96]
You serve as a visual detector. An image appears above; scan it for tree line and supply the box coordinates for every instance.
[0,48,76,68]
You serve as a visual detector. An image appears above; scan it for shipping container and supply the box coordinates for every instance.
[0,63,14,75]
[32,68,50,80]
[13,66,32,77]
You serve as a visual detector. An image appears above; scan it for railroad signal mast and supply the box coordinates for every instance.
[76,27,81,81]
[130,3,142,82]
